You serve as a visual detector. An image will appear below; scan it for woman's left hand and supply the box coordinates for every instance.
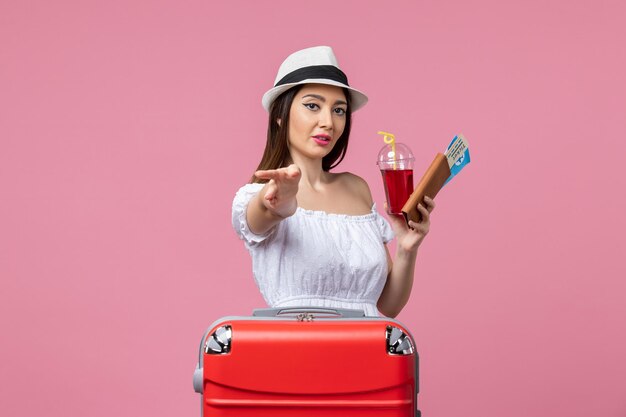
[386,196,436,253]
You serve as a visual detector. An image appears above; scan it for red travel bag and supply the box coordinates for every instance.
[193,307,421,416]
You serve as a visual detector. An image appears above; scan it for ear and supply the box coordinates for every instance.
[276,118,282,127]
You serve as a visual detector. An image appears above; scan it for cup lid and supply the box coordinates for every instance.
[377,143,414,163]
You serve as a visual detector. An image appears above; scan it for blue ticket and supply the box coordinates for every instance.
[444,134,470,186]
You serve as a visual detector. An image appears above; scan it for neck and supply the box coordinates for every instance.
[289,153,329,190]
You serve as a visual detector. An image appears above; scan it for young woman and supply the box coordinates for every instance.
[232,46,435,317]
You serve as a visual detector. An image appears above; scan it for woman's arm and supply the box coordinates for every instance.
[377,197,436,318]
[247,164,301,235]
[347,175,435,317]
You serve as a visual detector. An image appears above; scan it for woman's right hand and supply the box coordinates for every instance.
[254,164,301,218]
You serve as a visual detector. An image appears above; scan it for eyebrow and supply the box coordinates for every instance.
[302,94,348,106]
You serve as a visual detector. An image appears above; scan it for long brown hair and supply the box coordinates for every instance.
[251,85,353,183]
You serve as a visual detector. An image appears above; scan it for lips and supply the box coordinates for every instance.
[312,134,331,146]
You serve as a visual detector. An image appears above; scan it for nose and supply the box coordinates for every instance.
[318,107,333,131]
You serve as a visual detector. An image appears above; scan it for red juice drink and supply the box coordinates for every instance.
[376,133,415,216]
[381,169,414,215]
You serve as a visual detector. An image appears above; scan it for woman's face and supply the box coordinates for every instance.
[286,84,347,162]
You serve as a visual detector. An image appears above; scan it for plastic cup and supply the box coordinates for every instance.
[377,143,414,216]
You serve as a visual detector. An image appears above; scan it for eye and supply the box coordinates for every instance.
[334,107,347,116]
[304,103,319,110]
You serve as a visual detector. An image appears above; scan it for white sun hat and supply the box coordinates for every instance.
[261,46,369,112]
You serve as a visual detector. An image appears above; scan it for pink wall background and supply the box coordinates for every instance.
[1,1,625,416]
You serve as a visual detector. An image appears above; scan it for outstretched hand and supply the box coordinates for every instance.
[386,196,436,253]
[254,164,301,218]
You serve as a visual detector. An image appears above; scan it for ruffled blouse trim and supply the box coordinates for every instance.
[274,294,379,305]
[232,183,395,244]
[296,203,381,222]
[232,183,274,244]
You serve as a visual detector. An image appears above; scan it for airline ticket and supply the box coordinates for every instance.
[444,134,471,185]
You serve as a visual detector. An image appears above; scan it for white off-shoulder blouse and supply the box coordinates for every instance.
[232,183,395,317]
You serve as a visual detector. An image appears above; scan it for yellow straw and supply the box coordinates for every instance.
[377,131,397,170]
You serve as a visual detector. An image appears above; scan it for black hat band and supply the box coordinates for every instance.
[275,65,349,87]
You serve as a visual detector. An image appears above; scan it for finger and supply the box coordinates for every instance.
[417,203,430,223]
[286,164,301,178]
[409,221,429,235]
[273,165,296,177]
[423,196,436,212]
[264,180,277,200]
[408,220,421,231]
[409,216,429,231]
[255,169,280,180]
[255,169,276,176]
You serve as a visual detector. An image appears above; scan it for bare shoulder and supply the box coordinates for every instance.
[333,172,374,207]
